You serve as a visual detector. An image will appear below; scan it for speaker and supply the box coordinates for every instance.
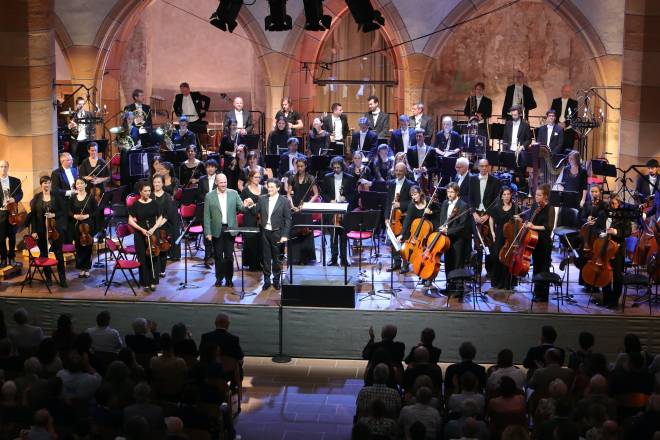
[282,282,355,308]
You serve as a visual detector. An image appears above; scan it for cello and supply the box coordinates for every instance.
[400,185,439,262]
[498,203,543,277]
[581,198,621,288]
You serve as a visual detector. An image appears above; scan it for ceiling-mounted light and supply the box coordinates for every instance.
[345,0,384,32]
[265,0,293,32]
[210,0,243,33]
[303,0,332,31]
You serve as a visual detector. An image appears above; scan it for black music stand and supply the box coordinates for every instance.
[176,203,205,290]
[265,154,280,173]
[242,134,260,150]
[226,227,260,299]
[549,190,580,210]
[160,149,186,165]
[360,191,387,256]
[329,142,344,156]
[343,210,380,283]
[439,156,458,187]
[370,180,387,193]
[95,189,123,287]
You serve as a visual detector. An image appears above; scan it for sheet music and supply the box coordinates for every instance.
[301,202,348,213]
[386,223,401,251]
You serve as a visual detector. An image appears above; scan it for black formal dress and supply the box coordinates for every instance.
[491,203,519,289]
[78,157,109,196]
[560,166,588,197]
[29,193,67,283]
[153,191,180,262]
[69,193,97,271]
[162,176,180,197]
[267,129,290,154]
[128,199,163,287]
[274,110,301,136]
[530,203,554,299]
[178,161,205,187]
[308,128,330,156]
[288,174,316,265]
[240,184,266,270]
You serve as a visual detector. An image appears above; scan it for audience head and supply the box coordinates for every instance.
[105,360,130,384]
[133,381,152,404]
[372,363,389,385]
[56,313,73,334]
[461,417,479,437]
[96,310,111,327]
[544,348,562,366]
[501,425,529,440]
[420,328,435,345]
[461,399,479,418]
[13,308,28,325]
[416,386,432,405]
[499,376,517,397]
[409,421,426,440]
[413,375,433,395]
[215,312,230,330]
[624,333,642,354]
[459,341,477,361]
[171,322,189,341]
[579,331,595,351]
[588,374,608,395]
[33,409,51,429]
[159,333,173,353]
[381,324,397,341]
[497,348,514,367]
[541,325,557,344]
[413,346,430,364]
[548,378,568,399]
[0,380,16,404]
[165,416,184,435]
[24,357,42,376]
[132,318,148,335]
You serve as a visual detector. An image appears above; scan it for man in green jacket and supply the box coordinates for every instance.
[204,173,249,287]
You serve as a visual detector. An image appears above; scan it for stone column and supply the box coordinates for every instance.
[0,0,57,200]
[620,0,660,168]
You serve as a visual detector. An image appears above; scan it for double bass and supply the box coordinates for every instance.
[498,203,543,277]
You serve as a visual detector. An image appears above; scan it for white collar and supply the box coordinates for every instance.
[334,173,343,179]
[479,174,488,180]
[396,178,404,185]
[513,119,520,125]
[268,194,278,201]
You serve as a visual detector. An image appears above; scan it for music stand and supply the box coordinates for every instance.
[226,227,260,299]
[310,155,331,178]
[439,156,458,186]
[549,190,580,210]
[241,134,260,150]
[265,154,280,173]
[591,160,617,178]
[343,210,380,283]
[160,149,187,165]
[370,181,388,193]
[176,203,204,290]
[360,191,387,257]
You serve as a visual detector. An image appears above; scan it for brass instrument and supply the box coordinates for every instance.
[469,94,477,116]
[134,107,149,128]
[160,122,175,151]
[67,113,79,138]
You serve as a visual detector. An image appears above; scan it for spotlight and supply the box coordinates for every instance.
[303,0,332,31]
[265,0,293,32]
[345,0,384,32]
[210,0,243,33]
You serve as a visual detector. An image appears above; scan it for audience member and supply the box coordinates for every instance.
[123,382,164,433]
[125,318,161,368]
[523,325,564,372]
[487,376,527,438]
[403,346,443,396]
[171,322,198,367]
[51,313,77,355]
[23,408,57,440]
[448,372,485,416]
[487,349,526,393]
[567,331,595,371]
[399,386,442,440]
[444,401,489,440]
[362,324,405,365]
[35,338,63,378]
[356,363,401,419]
[358,399,397,440]
[444,342,487,396]
[85,311,123,354]
[527,348,575,391]
[404,328,441,364]
[8,308,44,358]
[150,333,187,401]
[573,374,617,423]
[56,351,101,402]
[200,313,244,371]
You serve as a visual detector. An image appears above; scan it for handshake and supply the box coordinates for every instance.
[243,198,255,208]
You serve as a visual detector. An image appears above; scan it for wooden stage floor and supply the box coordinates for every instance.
[1,236,657,318]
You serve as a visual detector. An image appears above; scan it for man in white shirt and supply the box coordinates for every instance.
[278,137,305,178]
[68,97,94,164]
[364,95,389,138]
[536,109,565,155]
[173,82,211,134]
[389,115,415,154]
[224,96,253,135]
[85,310,124,354]
[198,159,218,268]
[503,105,531,171]
[322,103,349,152]
[454,157,471,198]
[51,152,78,200]
[410,102,433,139]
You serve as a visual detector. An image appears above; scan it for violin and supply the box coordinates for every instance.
[389,193,403,236]
[145,230,161,257]
[7,201,26,226]
[474,210,494,249]
[78,222,93,247]
[158,229,171,252]
[499,204,542,277]
[411,204,459,281]
[400,186,439,262]
[46,216,60,241]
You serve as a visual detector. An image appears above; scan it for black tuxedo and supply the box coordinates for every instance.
[468,174,501,215]
[438,198,470,273]
[200,328,245,360]
[123,103,153,128]
[278,152,306,178]
[321,172,358,210]
[171,129,197,148]
[550,97,578,124]
[389,128,416,153]
[173,92,210,120]
[0,176,23,206]
[224,109,253,134]
[635,174,659,201]
[536,124,565,155]
[501,84,537,120]
[464,95,493,120]
[503,120,532,149]
[409,114,434,137]
[50,167,78,199]
[364,111,390,138]
[322,114,350,143]
[406,145,437,171]
[385,178,414,220]
[350,130,378,153]
[252,194,292,283]
[0,176,23,261]
[433,130,463,154]
[454,173,471,199]
[197,175,217,202]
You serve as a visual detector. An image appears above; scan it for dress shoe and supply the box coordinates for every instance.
[59,279,68,288]
[387,265,401,272]
[273,280,281,290]
[328,260,338,266]
[0,259,6,268]
[226,280,234,288]
[262,282,272,291]
[341,260,351,267]
[214,279,223,287]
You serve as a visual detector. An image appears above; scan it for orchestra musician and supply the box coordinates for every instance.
[224,97,253,135]
[438,182,470,291]
[240,169,267,271]
[503,105,532,171]
[491,186,519,290]
[197,159,218,268]
[68,97,95,164]
[410,103,434,142]
[365,95,390,139]
[351,117,378,155]
[171,117,197,148]
[158,162,180,196]
[274,97,303,135]
[151,174,179,269]
[278,138,306,179]
[322,103,350,155]
[463,82,492,139]
[527,184,554,302]
[348,151,373,190]
[242,151,267,189]
[635,159,659,202]
[268,116,291,155]
[308,118,330,156]
[220,119,242,162]
[398,185,439,274]
[391,152,415,182]
[453,157,471,199]
[551,84,578,151]
[178,145,205,188]
[536,109,565,156]
[119,112,140,148]
[469,159,501,277]
[69,178,97,279]
[244,179,292,291]
[322,156,358,266]
[203,173,251,287]
[29,176,67,288]
[51,152,78,243]
[128,181,167,291]
[0,161,23,267]
[372,145,394,182]
[433,116,462,158]
[78,142,109,197]
[385,162,414,272]
[407,129,437,192]
[123,89,153,130]
[556,151,588,208]
[389,115,416,154]
[501,70,537,120]
[287,158,319,265]
[173,82,210,134]
[579,185,608,293]
[225,144,247,191]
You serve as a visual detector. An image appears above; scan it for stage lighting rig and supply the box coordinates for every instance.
[345,0,385,32]
[266,0,293,31]
[303,0,332,31]
[210,0,243,33]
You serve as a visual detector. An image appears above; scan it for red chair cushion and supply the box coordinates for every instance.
[62,244,76,253]
[104,207,113,216]
[313,230,322,238]
[189,225,203,234]
[116,260,141,269]
[32,257,58,267]
[123,245,136,254]
[347,231,372,240]
[235,235,243,245]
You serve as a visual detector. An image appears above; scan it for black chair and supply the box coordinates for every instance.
[621,273,652,314]
[446,268,478,309]
[530,271,563,312]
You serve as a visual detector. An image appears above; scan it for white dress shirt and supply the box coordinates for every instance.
[217,190,228,225]
[417,145,428,166]
[402,129,410,152]
[414,115,422,129]
[559,98,568,123]
[546,124,554,146]
[447,199,457,219]
[334,173,344,201]
[181,95,198,122]
[207,174,216,193]
[64,167,75,196]
[76,110,87,141]
[443,131,452,151]
[650,175,657,194]
[235,110,245,129]
[332,116,343,141]
[372,111,380,128]
[359,131,367,150]
[479,174,488,211]
[0,177,9,209]
[265,195,278,231]
[513,84,524,106]
[510,120,520,150]
[288,153,297,172]
[457,172,467,189]
[395,178,404,197]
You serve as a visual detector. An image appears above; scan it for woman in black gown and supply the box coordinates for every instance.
[225,144,247,191]
[128,181,167,291]
[152,174,180,268]
[308,118,330,156]
[491,186,519,290]
[287,158,319,265]
[267,116,291,155]
[558,150,588,208]
[178,145,205,187]
[528,184,554,300]
[69,178,97,278]
[158,161,180,196]
[372,144,393,182]
[78,142,110,196]
[240,169,266,271]
[220,119,241,163]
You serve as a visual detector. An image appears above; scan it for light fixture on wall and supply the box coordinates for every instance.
[303,0,332,31]
[345,0,384,32]
[210,0,243,33]
[265,0,293,31]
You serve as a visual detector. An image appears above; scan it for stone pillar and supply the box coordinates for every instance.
[620,0,660,169]
[0,0,57,200]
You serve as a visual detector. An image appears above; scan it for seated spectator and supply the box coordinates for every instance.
[535,398,573,440]
[123,415,151,440]
[51,313,77,356]
[501,425,529,440]
[171,322,198,367]
[56,351,101,402]
[448,372,485,417]
[487,376,527,438]
[123,382,164,433]
[8,308,44,358]
[102,360,135,409]
[118,347,146,382]
[574,374,617,423]
[533,379,568,432]
[409,375,441,409]
[629,393,660,439]
[399,386,442,440]
[150,333,187,401]
[188,341,227,404]
[364,347,401,388]
[165,416,185,439]
[200,313,244,363]
[85,311,123,354]
[22,408,57,440]
[581,403,609,439]
[444,342,486,397]
[36,338,63,378]
[523,325,564,373]
[15,357,47,410]
[567,331,594,371]
[609,351,654,421]
[403,346,443,396]
[362,324,405,365]
[90,385,123,438]
[125,318,161,369]
[358,399,397,440]
[444,401,489,440]
[356,363,401,419]
[409,421,427,440]
[487,349,525,393]
[175,385,211,431]
[528,348,575,391]
[0,339,23,378]
[405,328,441,364]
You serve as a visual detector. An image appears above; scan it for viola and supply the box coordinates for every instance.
[499,204,542,277]
[158,229,171,252]
[474,210,494,249]
[389,193,403,236]
[46,216,60,241]
[78,222,94,247]
[582,234,619,288]
[145,231,161,257]
[7,201,26,226]
[92,187,102,205]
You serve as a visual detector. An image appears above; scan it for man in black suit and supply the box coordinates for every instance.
[438,182,470,291]
[635,158,659,202]
[123,89,153,129]
[172,82,211,134]
[322,103,350,153]
[197,159,218,267]
[350,117,378,154]
[68,97,95,164]
[536,109,565,155]
[550,84,578,127]
[389,115,416,154]
[321,156,357,266]
[223,96,253,135]
[503,105,532,170]
[245,178,292,290]
[362,324,405,365]
[469,159,500,276]
[385,162,414,271]
[0,160,23,267]
[364,95,389,138]
[410,102,434,143]
[522,325,565,372]
[407,129,437,193]
[433,116,462,157]
[200,312,245,369]
[463,82,492,139]
[453,157,471,199]
[501,70,537,120]
[277,137,306,179]
[171,116,197,148]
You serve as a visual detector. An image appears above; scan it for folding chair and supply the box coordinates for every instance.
[21,235,59,294]
[115,223,137,260]
[179,203,204,258]
[104,238,140,296]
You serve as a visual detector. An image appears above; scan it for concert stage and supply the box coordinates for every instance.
[1,244,658,363]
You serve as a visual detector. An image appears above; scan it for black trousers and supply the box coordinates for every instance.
[37,236,65,281]
[445,236,465,275]
[0,212,16,260]
[262,229,283,283]
[212,228,235,283]
[602,246,624,306]
[533,237,552,297]
[330,229,347,263]
[74,243,92,271]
